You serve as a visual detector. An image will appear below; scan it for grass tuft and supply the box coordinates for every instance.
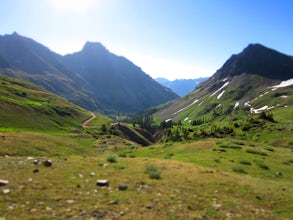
[106,155,117,163]
[145,164,162,179]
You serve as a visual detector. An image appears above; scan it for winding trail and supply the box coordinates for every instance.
[81,111,96,128]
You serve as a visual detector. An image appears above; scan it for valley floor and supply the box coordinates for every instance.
[0,131,292,219]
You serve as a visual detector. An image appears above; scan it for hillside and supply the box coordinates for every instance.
[0,33,178,114]
[154,44,293,144]
[63,42,178,113]
[0,32,94,110]
[156,77,208,96]
[0,73,91,131]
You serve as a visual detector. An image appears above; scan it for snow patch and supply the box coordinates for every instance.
[271,78,293,89]
[259,91,270,98]
[210,82,230,97]
[165,118,172,123]
[244,101,251,107]
[234,102,240,108]
[217,90,225,99]
[198,101,204,106]
[281,95,288,98]
[250,105,268,114]
[173,99,198,115]
[184,117,189,121]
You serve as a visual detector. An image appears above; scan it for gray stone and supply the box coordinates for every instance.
[96,180,109,187]
[118,185,128,191]
[33,159,40,165]
[0,180,9,186]
[43,160,52,167]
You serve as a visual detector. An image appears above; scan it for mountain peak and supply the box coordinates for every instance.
[82,41,108,54]
[214,43,293,80]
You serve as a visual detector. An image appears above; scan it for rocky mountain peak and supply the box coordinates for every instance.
[214,43,293,80]
[81,41,108,55]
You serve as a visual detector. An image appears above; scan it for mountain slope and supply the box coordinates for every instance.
[0,32,96,110]
[155,44,293,123]
[155,77,208,96]
[0,73,91,131]
[63,42,178,113]
[0,33,178,114]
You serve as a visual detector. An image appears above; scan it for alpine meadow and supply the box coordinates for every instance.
[0,1,293,219]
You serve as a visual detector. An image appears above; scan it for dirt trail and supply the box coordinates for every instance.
[81,112,96,128]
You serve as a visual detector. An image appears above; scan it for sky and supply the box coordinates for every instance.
[0,0,292,80]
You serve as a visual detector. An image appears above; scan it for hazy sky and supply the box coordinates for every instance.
[1,0,292,80]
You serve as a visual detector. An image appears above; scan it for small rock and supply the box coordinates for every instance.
[4,154,9,158]
[109,200,119,205]
[33,159,40,165]
[67,200,75,204]
[27,157,34,160]
[118,185,128,191]
[33,169,39,173]
[0,180,9,186]
[96,180,109,187]
[103,164,108,168]
[146,204,153,209]
[2,189,10,194]
[256,195,262,200]
[43,160,52,167]
[90,172,96,177]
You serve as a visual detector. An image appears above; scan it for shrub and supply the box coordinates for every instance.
[106,155,117,163]
[254,160,269,170]
[214,158,221,163]
[232,167,247,174]
[164,153,174,159]
[219,143,242,149]
[232,140,244,145]
[145,165,161,179]
[239,160,252,165]
[246,149,268,156]
[263,146,275,152]
[118,152,127,158]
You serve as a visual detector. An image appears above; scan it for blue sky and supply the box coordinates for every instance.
[1,0,292,80]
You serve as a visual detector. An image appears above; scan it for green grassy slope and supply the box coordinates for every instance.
[0,73,91,131]
[154,74,293,146]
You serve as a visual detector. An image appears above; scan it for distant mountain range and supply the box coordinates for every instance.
[155,43,293,123]
[0,32,178,114]
[155,77,208,96]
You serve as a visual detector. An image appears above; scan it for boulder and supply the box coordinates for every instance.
[2,189,10,194]
[118,185,128,191]
[43,160,52,167]
[0,180,9,186]
[96,180,109,187]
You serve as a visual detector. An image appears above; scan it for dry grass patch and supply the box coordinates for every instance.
[0,156,291,219]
